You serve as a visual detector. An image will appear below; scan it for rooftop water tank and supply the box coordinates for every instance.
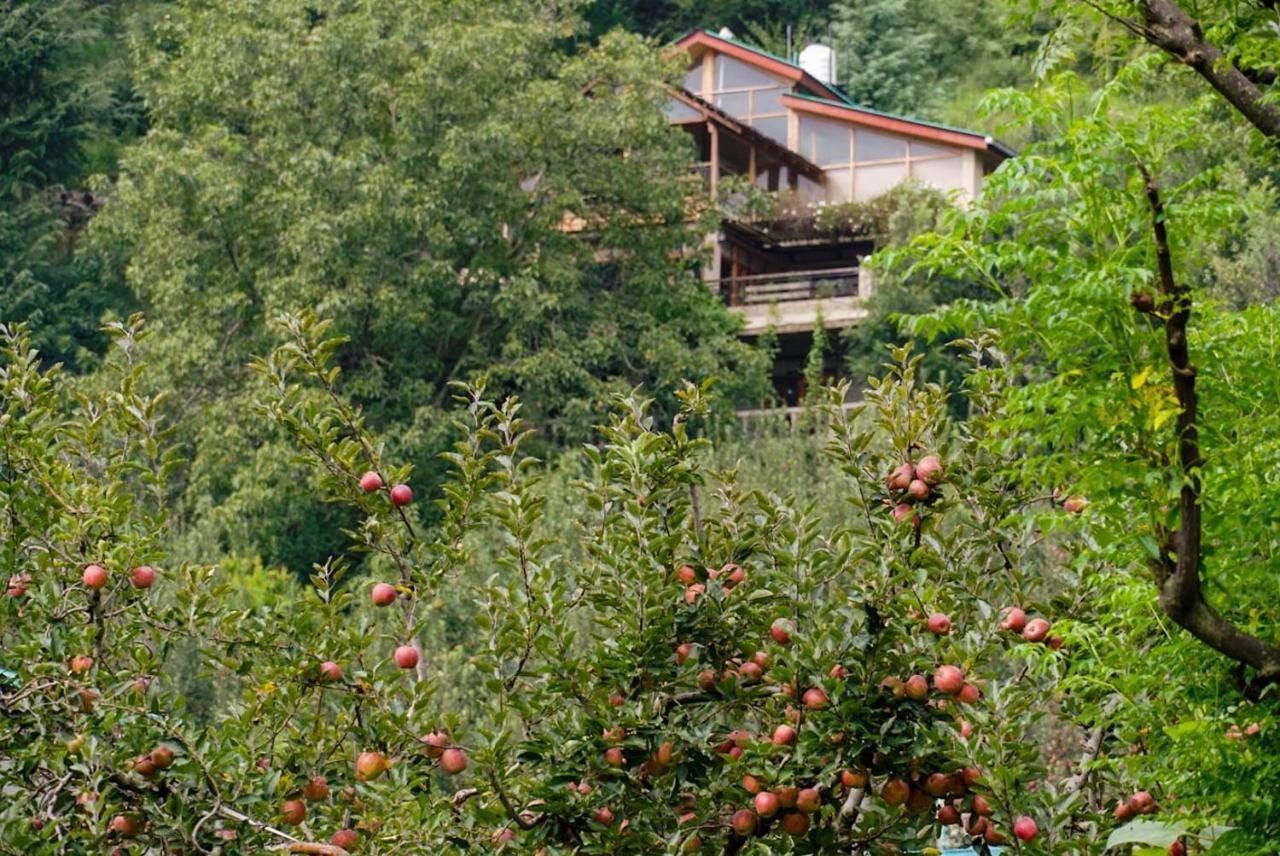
[799,43,836,86]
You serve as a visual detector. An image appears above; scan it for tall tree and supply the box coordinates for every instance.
[89,0,766,573]
[0,0,132,368]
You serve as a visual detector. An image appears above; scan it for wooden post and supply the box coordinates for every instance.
[708,121,720,198]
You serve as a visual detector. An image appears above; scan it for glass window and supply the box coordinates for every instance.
[752,87,785,115]
[799,116,851,165]
[824,168,852,203]
[853,162,906,200]
[664,97,702,123]
[714,54,785,90]
[910,156,965,192]
[909,140,956,159]
[855,128,908,162]
[683,64,704,95]
[797,173,824,202]
[714,91,750,116]
[752,116,788,145]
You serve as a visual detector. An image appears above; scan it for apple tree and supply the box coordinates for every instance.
[1,309,1136,853]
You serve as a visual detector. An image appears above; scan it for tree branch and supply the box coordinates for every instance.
[1134,0,1280,141]
[1138,166,1280,684]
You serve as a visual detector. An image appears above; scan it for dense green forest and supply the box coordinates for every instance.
[3,0,1279,853]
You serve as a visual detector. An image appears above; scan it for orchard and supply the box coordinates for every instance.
[3,315,1183,854]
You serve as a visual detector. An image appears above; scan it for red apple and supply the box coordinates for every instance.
[730,809,757,837]
[493,827,516,847]
[915,455,943,484]
[677,565,697,584]
[973,794,993,816]
[772,724,797,746]
[420,731,448,758]
[886,463,915,491]
[1063,495,1088,513]
[1168,842,1187,856]
[802,687,828,710]
[957,683,980,704]
[134,755,157,778]
[985,825,1008,845]
[594,806,615,826]
[881,779,910,806]
[675,642,693,664]
[319,660,343,682]
[440,747,467,774]
[796,788,821,814]
[999,606,1027,632]
[394,645,419,669]
[332,828,360,849]
[770,618,794,645]
[303,776,329,801]
[130,565,155,588]
[390,484,413,506]
[83,563,108,589]
[6,573,30,597]
[938,804,961,825]
[742,774,763,794]
[933,665,965,696]
[923,773,950,798]
[841,769,867,789]
[1023,617,1051,643]
[697,669,716,691]
[355,751,388,782]
[753,791,780,818]
[904,674,929,701]
[70,655,93,674]
[1128,790,1155,815]
[775,786,798,808]
[738,661,763,683]
[371,582,397,606]
[907,479,929,500]
[280,799,305,825]
[605,747,625,767]
[891,503,919,526]
[958,720,973,739]
[684,583,705,604]
[829,664,848,679]
[1013,815,1038,842]
[109,814,140,837]
[927,612,952,635]
[906,787,933,814]
[150,744,174,770]
[780,811,810,836]
[1114,801,1133,820]
[359,471,383,492]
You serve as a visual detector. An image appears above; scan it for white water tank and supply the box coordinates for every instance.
[799,43,836,85]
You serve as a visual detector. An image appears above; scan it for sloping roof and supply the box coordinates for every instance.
[672,29,849,104]
[784,93,1015,156]
[672,30,1015,160]
[668,89,824,179]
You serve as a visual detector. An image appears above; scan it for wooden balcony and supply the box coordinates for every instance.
[708,266,869,335]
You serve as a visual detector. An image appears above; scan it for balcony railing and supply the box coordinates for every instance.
[709,266,861,307]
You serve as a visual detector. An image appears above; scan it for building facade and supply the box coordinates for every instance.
[668,30,1011,405]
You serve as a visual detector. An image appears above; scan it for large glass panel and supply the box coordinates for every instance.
[855,128,908,162]
[664,97,702,122]
[751,116,788,145]
[799,115,851,165]
[824,167,852,202]
[714,91,750,116]
[796,173,824,202]
[853,162,906,200]
[683,64,704,95]
[910,156,965,192]
[752,87,785,115]
[909,140,956,159]
[714,54,785,89]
